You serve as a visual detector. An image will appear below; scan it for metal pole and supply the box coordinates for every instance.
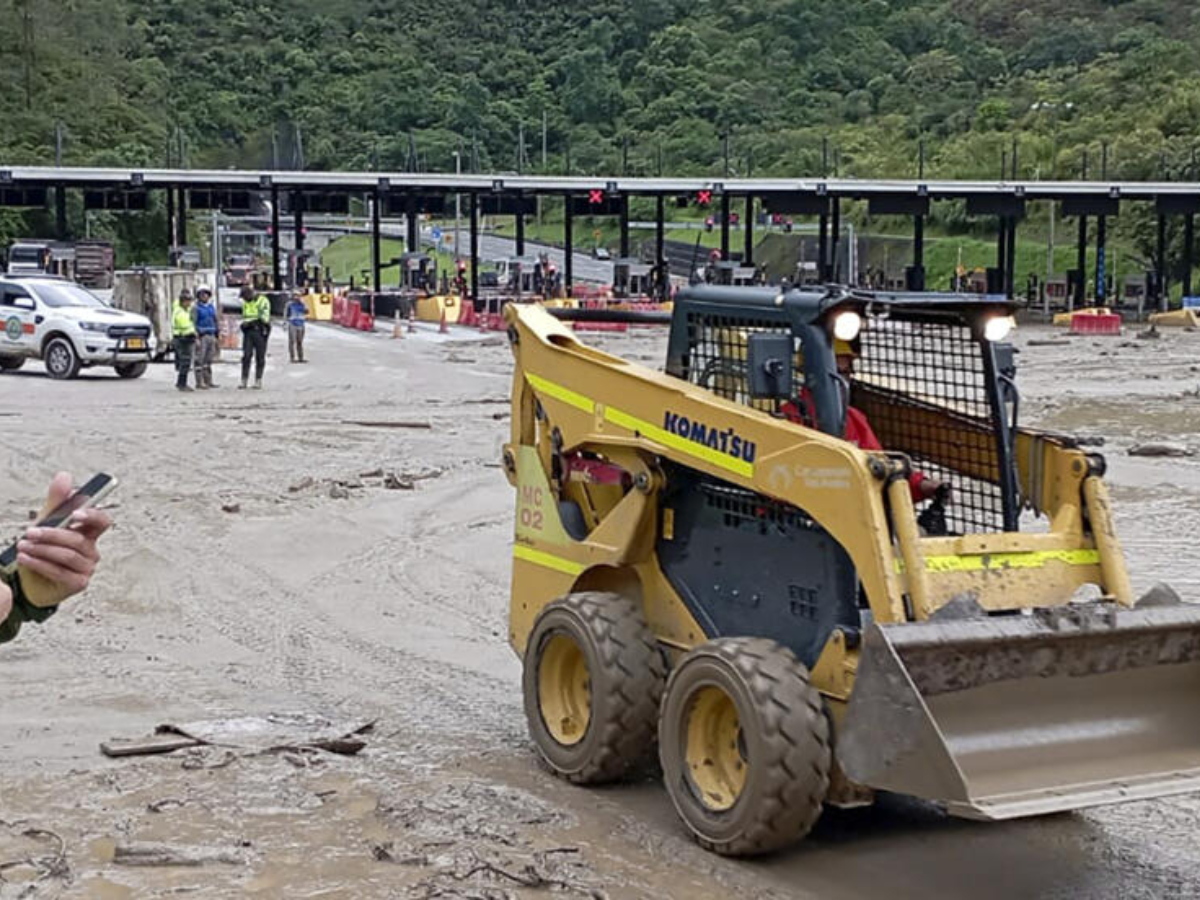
[1157,213,1168,312]
[1005,216,1017,300]
[912,214,924,290]
[454,151,462,261]
[406,195,418,253]
[744,194,754,266]
[830,198,841,281]
[719,193,730,259]
[469,193,479,305]
[55,185,67,240]
[55,122,63,167]
[1185,214,1195,299]
[516,201,525,257]
[996,216,1008,288]
[166,186,175,251]
[1045,200,1055,317]
[564,195,574,292]
[818,205,829,282]
[655,194,665,294]
[293,192,304,289]
[1075,215,1088,309]
[1095,214,1107,306]
[212,208,221,291]
[271,185,281,291]
[619,195,630,259]
[370,188,381,293]
[177,186,188,247]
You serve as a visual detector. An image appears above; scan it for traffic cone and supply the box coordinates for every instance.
[438,307,449,334]
[392,310,403,339]
[407,311,416,334]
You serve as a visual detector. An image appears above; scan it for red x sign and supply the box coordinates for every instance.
[696,190,712,206]
[588,189,605,205]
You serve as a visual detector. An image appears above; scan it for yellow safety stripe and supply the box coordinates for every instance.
[898,548,1101,574]
[526,373,595,413]
[524,372,754,479]
[603,406,754,478]
[513,544,586,576]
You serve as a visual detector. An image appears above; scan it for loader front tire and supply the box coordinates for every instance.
[658,637,831,856]
[522,592,665,784]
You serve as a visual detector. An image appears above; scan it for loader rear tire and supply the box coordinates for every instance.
[658,637,830,857]
[522,592,665,784]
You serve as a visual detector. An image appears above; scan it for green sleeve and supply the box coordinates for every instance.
[0,571,57,646]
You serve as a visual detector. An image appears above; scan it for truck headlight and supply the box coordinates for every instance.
[79,321,108,333]
[983,315,1015,342]
[832,310,862,342]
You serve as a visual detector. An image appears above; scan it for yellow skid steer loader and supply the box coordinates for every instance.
[502,286,1200,856]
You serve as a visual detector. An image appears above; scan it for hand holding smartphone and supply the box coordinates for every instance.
[2,473,117,608]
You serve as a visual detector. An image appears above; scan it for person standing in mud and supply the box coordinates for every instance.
[285,294,308,364]
[239,285,271,389]
[1,474,112,645]
[193,286,220,389]
[172,288,197,392]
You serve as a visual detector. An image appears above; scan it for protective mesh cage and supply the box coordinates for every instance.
[681,312,799,414]
[851,313,1008,534]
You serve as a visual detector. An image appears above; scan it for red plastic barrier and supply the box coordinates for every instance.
[477,312,507,332]
[357,311,375,331]
[1070,312,1121,336]
[333,295,348,325]
[572,322,629,333]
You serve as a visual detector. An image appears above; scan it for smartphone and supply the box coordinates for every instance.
[0,473,118,576]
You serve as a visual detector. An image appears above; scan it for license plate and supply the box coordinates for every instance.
[125,338,145,350]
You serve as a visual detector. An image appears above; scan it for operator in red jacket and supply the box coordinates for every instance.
[781,339,948,504]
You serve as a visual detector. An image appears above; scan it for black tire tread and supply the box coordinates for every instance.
[662,637,831,857]
[527,591,665,785]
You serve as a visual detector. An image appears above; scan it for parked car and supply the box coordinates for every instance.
[0,275,153,379]
[592,246,612,261]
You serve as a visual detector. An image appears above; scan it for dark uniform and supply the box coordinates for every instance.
[0,570,54,645]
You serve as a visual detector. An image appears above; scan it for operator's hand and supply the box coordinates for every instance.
[16,473,112,598]
[0,580,11,626]
[918,479,952,504]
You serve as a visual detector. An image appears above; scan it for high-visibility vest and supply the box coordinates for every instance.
[242,295,271,325]
[172,302,197,337]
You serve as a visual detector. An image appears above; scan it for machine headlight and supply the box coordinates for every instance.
[983,315,1015,342]
[832,310,862,342]
[79,321,108,333]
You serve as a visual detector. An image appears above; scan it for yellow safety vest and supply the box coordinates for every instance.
[242,295,271,325]
[172,302,197,337]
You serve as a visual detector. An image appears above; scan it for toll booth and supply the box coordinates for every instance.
[497,256,540,295]
[613,258,653,298]
[1121,273,1152,313]
[795,260,820,288]
[712,261,758,286]
[397,252,437,293]
[1044,274,1070,310]
[168,245,202,270]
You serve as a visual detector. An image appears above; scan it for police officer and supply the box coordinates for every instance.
[172,288,197,392]
[239,285,271,389]
[2,474,112,645]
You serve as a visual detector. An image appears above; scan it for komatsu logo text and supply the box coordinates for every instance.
[663,411,757,464]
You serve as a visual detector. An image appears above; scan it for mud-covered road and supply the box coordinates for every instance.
[2,319,1199,899]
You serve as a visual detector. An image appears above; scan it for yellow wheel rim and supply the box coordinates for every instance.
[538,633,591,745]
[684,685,747,812]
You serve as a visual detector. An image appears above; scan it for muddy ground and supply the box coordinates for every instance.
[1,318,1199,899]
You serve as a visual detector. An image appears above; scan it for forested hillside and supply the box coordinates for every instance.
[3,0,1200,258]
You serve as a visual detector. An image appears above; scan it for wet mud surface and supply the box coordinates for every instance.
[2,321,1199,898]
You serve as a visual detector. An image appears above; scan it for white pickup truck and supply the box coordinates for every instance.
[0,276,154,379]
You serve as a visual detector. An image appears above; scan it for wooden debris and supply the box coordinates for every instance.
[113,842,246,867]
[100,735,203,758]
[341,420,433,430]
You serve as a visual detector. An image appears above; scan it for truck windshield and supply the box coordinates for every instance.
[33,282,107,309]
[9,247,42,264]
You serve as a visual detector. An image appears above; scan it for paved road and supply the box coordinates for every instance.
[469,233,615,285]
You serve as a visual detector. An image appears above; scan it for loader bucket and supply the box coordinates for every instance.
[837,603,1200,820]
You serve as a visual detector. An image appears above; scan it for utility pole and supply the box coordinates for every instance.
[517,122,525,175]
[55,121,63,166]
[454,149,462,262]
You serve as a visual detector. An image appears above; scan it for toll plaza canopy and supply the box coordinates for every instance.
[5,165,1200,302]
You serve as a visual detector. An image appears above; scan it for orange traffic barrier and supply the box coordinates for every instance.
[1070,311,1121,336]
[392,310,404,339]
[438,308,449,334]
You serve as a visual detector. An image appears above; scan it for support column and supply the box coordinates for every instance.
[406,196,418,253]
[720,193,730,260]
[1185,213,1195,299]
[371,188,381,294]
[912,214,925,291]
[996,217,1008,293]
[166,187,175,250]
[1005,216,1017,300]
[619,195,630,259]
[564,195,574,292]
[176,187,188,247]
[818,206,829,282]
[515,207,525,257]
[293,196,304,290]
[830,198,841,281]
[1157,213,1168,312]
[1075,215,1088,309]
[55,185,67,240]
[744,195,754,267]
[469,193,480,305]
[1095,215,1107,306]
[271,184,282,291]
[655,195,666,297]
